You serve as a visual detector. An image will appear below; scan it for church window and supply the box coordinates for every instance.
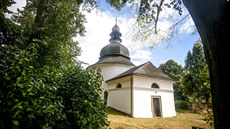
[116,83,122,88]
[151,83,159,88]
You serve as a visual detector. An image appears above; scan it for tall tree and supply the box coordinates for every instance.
[0,0,108,128]
[106,1,230,128]
[182,2,230,128]
[159,59,186,101]
[180,40,211,106]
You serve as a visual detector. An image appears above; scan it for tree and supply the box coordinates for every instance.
[0,0,108,128]
[159,59,186,101]
[182,2,230,128]
[56,66,108,129]
[180,40,211,106]
[106,1,230,128]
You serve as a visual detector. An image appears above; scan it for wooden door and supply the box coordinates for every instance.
[152,97,161,117]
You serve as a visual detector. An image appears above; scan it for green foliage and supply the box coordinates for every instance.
[180,39,213,127]
[159,59,183,80]
[180,40,211,105]
[12,0,85,68]
[106,0,182,32]
[0,42,65,128]
[159,59,187,101]
[106,0,135,10]
[107,0,182,21]
[0,0,15,14]
[175,100,189,110]
[1,0,108,128]
[56,66,109,129]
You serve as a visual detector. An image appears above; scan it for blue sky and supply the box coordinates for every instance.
[10,0,200,68]
[130,33,199,67]
[77,1,200,67]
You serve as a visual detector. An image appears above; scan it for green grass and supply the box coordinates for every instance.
[107,107,213,129]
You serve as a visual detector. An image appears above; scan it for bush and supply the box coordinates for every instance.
[175,100,189,110]
[0,43,64,129]
[56,66,109,129]
[0,46,109,128]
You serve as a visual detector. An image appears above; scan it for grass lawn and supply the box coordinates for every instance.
[107,107,213,129]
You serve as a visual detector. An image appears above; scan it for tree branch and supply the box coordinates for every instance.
[154,0,164,34]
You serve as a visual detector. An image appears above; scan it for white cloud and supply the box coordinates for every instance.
[131,49,152,60]
[6,0,26,18]
[9,0,193,68]
[179,15,196,34]
[132,60,146,66]
[130,49,152,66]
[76,10,112,66]
[8,1,26,12]
[76,9,144,67]
[124,4,197,49]
[76,6,195,68]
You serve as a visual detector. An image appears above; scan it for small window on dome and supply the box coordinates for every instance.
[151,83,159,88]
[116,83,122,88]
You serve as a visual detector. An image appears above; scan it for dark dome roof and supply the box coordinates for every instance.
[96,24,134,66]
[100,43,130,59]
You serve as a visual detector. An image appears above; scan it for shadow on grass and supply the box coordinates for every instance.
[176,109,192,113]
[107,107,131,117]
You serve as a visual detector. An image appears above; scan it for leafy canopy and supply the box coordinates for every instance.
[159,60,186,101]
[0,0,108,128]
[180,40,211,104]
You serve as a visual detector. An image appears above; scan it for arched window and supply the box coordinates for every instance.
[116,83,122,88]
[151,83,159,88]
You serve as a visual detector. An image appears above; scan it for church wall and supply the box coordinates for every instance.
[160,91,176,117]
[107,76,131,89]
[87,64,133,99]
[133,76,174,90]
[132,76,176,118]
[91,64,134,81]
[107,78,131,114]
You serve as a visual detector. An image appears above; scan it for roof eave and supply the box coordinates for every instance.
[106,73,175,83]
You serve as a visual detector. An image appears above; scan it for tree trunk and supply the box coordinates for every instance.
[183,0,230,129]
[28,0,48,45]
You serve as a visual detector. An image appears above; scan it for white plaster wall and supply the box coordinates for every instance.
[107,78,131,114]
[88,64,134,91]
[133,76,174,90]
[160,91,176,117]
[107,76,131,89]
[132,76,176,118]
[87,64,176,118]
[107,89,131,114]
[92,64,134,81]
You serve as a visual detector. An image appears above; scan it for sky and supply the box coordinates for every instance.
[9,0,200,68]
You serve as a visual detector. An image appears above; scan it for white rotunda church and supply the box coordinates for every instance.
[87,24,176,118]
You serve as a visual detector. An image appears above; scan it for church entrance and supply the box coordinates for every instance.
[151,96,162,117]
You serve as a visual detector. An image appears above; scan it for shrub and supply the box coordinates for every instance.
[175,100,189,110]
[56,66,109,129]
